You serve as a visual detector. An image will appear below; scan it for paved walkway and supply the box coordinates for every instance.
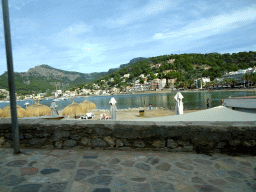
[0,148,256,192]
[128,106,256,121]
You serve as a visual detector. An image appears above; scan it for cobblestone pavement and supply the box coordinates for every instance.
[0,148,256,192]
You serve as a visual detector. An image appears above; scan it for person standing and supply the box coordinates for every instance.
[149,103,152,110]
[221,98,224,106]
[206,98,210,109]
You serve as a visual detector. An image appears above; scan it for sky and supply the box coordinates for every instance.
[0,0,255,75]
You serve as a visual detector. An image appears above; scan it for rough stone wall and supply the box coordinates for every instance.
[0,119,256,155]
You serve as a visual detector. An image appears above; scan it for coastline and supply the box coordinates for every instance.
[88,87,256,97]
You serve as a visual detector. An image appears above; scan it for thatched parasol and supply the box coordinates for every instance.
[62,98,87,118]
[2,105,26,118]
[24,100,51,117]
[0,108,3,117]
[80,96,96,110]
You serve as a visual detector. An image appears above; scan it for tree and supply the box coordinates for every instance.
[140,79,144,84]
[230,78,237,88]
[148,72,157,80]
[243,74,250,88]
[249,73,256,86]
[224,78,231,87]
[197,80,202,88]
[157,73,164,79]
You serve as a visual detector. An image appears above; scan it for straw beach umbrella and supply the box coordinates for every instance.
[80,96,96,110]
[2,105,26,118]
[24,100,51,117]
[62,98,87,118]
[0,108,3,117]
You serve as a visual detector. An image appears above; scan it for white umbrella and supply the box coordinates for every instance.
[174,92,184,115]
[109,97,117,120]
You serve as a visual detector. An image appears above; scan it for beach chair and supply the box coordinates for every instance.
[80,112,94,119]
[100,113,111,120]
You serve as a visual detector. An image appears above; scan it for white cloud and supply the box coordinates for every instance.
[57,22,92,38]
[9,0,37,11]
[153,5,256,41]
[106,0,176,26]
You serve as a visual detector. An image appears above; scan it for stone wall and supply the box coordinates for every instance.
[0,119,256,155]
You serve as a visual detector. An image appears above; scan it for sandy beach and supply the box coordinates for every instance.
[59,107,202,120]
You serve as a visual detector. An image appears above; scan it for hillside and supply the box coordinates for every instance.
[0,57,147,95]
[92,51,256,89]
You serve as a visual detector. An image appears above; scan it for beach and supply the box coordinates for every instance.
[59,107,202,120]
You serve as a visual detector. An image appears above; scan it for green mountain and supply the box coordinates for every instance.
[93,51,256,89]
[0,57,147,95]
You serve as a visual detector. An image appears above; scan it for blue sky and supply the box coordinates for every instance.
[0,0,255,75]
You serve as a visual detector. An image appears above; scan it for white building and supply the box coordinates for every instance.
[222,67,256,85]
[123,74,130,78]
[194,77,210,89]
[158,79,167,89]
[56,90,62,94]
[109,78,114,82]
[139,74,145,78]
[134,79,140,84]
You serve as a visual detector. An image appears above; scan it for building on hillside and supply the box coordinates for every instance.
[142,77,148,82]
[150,78,161,90]
[139,74,145,78]
[25,95,33,100]
[221,67,256,86]
[155,64,162,69]
[163,70,171,75]
[70,91,77,97]
[158,79,167,90]
[121,79,126,83]
[134,79,140,84]
[168,78,177,88]
[109,78,114,82]
[110,87,120,94]
[93,84,100,89]
[194,77,210,89]
[51,92,58,97]
[123,74,130,78]
[0,89,7,93]
[155,73,158,77]
[150,64,156,69]
[167,59,175,64]
[101,79,106,82]
[99,90,107,95]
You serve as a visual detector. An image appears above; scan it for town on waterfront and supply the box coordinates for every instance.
[0,52,256,120]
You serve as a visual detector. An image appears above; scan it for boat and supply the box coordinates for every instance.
[59,97,68,100]
[20,116,65,120]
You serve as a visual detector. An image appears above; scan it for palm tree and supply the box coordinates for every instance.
[205,82,211,89]
[224,78,230,88]
[243,74,250,88]
[249,73,256,87]
[230,78,237,88]
[212,80,218,89]
[219,80,225,89]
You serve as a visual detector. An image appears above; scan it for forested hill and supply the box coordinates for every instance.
[93,51,256,88]
[0,57,147,95]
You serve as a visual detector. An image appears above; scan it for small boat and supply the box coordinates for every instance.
[58,97,68,100]
[24,102,30,108]
[53,98,60,101]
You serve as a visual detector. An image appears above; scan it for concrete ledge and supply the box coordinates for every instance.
[0,119,256,155]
